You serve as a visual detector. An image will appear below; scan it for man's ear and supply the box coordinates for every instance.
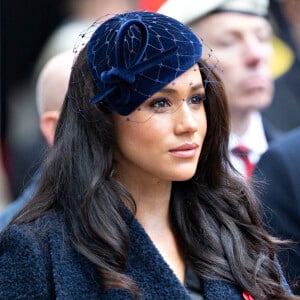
[40,111,60,146]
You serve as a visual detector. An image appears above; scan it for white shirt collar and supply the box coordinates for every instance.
[229,112,268,175]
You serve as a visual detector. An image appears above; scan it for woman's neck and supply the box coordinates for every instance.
[115,171,185,283]
[122,178,172,226]
[114,163,172,221]
[130,181,185,284]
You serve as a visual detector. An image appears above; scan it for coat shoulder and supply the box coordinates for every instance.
[0,211,61,299]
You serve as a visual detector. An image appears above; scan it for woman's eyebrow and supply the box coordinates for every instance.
[158,87,177,94]
[158,82,204,95]
[191,83,204,92]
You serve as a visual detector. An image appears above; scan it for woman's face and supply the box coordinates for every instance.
[113,64,207,183]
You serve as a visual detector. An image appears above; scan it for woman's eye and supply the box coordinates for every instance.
[188,94,206,105]
[150,98,171,110]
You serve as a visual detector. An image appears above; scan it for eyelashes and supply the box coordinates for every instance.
[150,97,172,109]
[149,94,206,113]
[188,94,207,104]
[127,92,206,123]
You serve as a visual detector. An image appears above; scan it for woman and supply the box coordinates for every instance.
[0,11,296,299]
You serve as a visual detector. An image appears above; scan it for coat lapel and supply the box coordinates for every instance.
[122,208,192,299]
[203,279,243,300]
[47,211,191,299]
[48,216,105,299]
[47,211,244,299]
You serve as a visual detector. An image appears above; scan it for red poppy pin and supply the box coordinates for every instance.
[242,291,254,300]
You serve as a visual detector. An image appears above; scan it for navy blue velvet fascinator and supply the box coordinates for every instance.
[86,11,202,115]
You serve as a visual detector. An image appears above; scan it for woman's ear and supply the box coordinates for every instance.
[40,111,60,146]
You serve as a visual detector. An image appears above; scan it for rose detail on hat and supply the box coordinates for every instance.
[101,67,136,85]
[94,67,136,105]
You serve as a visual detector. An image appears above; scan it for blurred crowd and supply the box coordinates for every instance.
[1,0,300,294]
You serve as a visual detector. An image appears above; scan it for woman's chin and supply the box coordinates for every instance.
[171,170,197,182]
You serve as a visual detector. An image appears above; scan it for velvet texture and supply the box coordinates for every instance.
[86,11,202,115]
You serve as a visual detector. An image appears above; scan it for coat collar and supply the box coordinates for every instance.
[46,211,243,299]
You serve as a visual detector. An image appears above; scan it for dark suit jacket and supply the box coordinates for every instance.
[263,59,300,132]
[0,208,291,299]
[262,116,282,144]
[254,127,300,295]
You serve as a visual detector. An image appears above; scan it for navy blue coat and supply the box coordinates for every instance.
[254,127,300,295]
[0,209,290,299]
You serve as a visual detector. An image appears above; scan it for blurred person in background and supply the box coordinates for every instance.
[0,51,74,231]
[158,0,281,179]
[34,0,137,74]
[263,0,300,132]
[6,0,137,200]
[2,0,67,200]
[254,127,300,295]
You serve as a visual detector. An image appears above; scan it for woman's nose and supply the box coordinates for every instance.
[173,102,199,134]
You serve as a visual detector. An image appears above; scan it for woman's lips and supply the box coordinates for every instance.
[169,143,199,158]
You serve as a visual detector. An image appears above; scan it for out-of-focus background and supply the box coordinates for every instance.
[1,0,68,207]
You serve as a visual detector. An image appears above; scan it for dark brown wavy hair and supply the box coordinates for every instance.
[12,46,297,299]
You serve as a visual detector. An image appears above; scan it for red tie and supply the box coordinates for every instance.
[231,145,255,179]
